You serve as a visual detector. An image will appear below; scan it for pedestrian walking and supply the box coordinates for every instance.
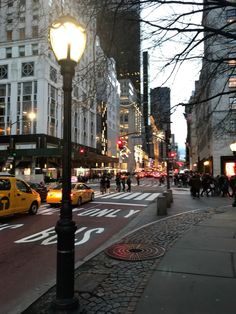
[219,175,231,197]
[105,177,110,193]
[126,176,132,192]
[100,176,106,194]
[189,173,201,198]
[121,175,126,192]
[115,174,121,192]
[136,174,140,186]
[200,174,211,197]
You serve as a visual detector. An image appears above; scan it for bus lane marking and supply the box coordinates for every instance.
[0,223,24,231]
[14,206,141,246]
[76,208,140,218]
[15,226,105,246]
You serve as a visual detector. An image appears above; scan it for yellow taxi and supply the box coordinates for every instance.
[0,175,41,217]
[46,182,95,206]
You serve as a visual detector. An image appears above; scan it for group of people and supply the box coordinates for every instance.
[115,173,132,192]
[188,173,236,199]
[100,173,132,194]
[99,176,111,194]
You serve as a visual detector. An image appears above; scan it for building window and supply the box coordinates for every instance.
[0,65,8,79]
[19,28,25,40]
[230,111,236,133]
[19,45,25,57]
[229,76,236,88]
[17,81,37,134]
[0,84,9,133]
[7,17,13,24]
[19,0,26,6]
[32,26,38,37]
[19,16,25,23]
[226,9,236,22]
[230,97,236,110]
[48,84,58,136]
[32,43,38,55]
[22,62,34,77]
[6,31,12,41]
[6,47,12,58]
[50,66,57,83]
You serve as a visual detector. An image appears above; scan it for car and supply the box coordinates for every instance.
[0,176,41,217]
[27,182,48,202]
[46,182,95,206]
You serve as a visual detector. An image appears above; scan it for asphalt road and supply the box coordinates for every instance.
[0,179,162,314]
[0,178,232,314]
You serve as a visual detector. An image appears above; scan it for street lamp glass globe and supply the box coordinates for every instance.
[230,142,236,153]
[28,112,36,121]
[49,15,86,63]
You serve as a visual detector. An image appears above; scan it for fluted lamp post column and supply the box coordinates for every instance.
[49,15,86,310]
[230,141,236,207]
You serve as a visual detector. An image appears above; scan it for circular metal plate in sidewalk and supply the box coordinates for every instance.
[105,243,165,261]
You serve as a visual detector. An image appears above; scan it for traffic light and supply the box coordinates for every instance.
[79,148,85,154]
[117,139,124,150]
[168,151,176,158]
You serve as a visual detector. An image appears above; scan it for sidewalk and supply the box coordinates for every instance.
[23,195,236,314]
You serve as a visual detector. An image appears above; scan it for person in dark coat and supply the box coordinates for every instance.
[115,174,121,192]
[100,176,106,194]
[189,173,201,198]
[105,177,110,193]
[126,176,132,192]
[121,175,126,192]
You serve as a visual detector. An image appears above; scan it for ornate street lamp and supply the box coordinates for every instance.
[230,141,236,207]
[49,15,86,310]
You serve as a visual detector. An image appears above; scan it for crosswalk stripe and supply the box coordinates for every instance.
[145,193,161,201]
[110,192,129,199]
[121,192,142,200]
[100,192,121,199]
[134,192,151,200]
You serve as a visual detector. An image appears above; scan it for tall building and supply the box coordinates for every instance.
[0,0,118,178]
[119,78,142,172]
[188,2,236,176]
[150,87,171,167]
[96,1,141,96]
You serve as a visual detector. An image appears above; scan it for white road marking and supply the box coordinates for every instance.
[122,192,142,200]
[92,201,147,207]
[99,192,121,199]
[145,193,161,201]
[134,193,152,200]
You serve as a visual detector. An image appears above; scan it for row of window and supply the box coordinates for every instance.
[6,0,39,8]
[6,26,39,41]
[4,44,38,59]
[0,62,34,79]
[0,62,57,83]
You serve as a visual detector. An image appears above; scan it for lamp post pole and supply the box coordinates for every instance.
[165,130,171,190]
[49,15,86,310]
[230,142,236,207]
[54,59,78,309]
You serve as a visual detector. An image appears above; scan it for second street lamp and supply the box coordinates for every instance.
[49,15,86,310]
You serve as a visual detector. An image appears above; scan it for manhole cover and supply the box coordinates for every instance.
[105,243,165,261]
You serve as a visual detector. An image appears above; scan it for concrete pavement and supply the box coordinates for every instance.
[23,192,236,314]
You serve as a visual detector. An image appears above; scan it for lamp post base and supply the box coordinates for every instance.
[52,296,79,311]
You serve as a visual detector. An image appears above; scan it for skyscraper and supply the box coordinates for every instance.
[96,1,141,96]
